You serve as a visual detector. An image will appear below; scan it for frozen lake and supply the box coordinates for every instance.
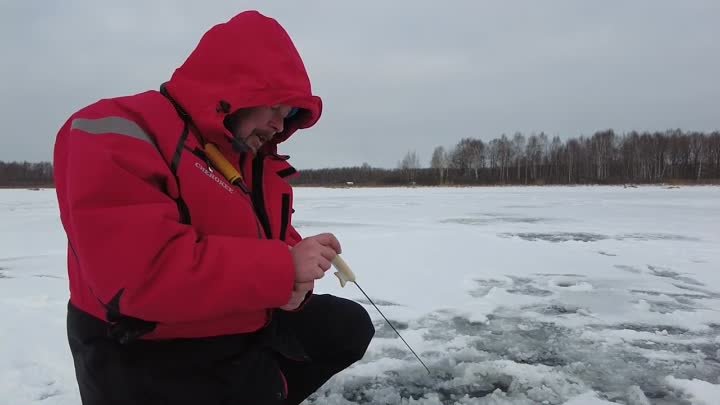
[1,186,719,404]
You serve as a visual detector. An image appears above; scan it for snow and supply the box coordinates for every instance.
[1,185,719,404]
[664,376,720,405]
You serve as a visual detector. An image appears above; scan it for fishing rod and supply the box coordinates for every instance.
[332,255,431,374]
[203,143,431,374]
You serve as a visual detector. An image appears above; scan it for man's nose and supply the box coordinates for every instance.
[268,115,284,133]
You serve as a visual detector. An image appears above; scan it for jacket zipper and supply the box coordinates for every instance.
[249,154,283,328]
[279,194,290,242]
[251,153,273,239]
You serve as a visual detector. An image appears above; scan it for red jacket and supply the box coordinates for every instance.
[53,11,322,340]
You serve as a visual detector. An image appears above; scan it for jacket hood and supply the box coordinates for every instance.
[163,10,322,147]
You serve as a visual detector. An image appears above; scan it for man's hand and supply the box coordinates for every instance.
[290,233,341,282]
[281,233,341,310]
[280,287,310,311]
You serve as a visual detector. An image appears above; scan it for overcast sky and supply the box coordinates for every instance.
[1,1,718,169]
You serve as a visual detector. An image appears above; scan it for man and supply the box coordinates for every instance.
[53,10,374,404]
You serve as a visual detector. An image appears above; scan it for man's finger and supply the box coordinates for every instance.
[319,245,338,262]
[314,233,342,254]
[318,256,332,271]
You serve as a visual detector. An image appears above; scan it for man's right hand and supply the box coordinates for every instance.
[282,233,341,310]
[289,232,341,285]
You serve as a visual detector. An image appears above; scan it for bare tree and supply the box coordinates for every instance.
[549,136,563,183]
[591,130,616,181]
[430,146,449,184]
[512,132,526,182]
[496,134,513,183]
[709,131,720,178]
[450,138,485,180]
[525,134,540,182]
[487,139,499,178]
[620,132,639,182]
[565,138,581,183]
[398,150,420,183]
[689,133,706,180]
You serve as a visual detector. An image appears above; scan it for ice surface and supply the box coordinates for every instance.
[1,186,719,404]
[664,376,720,405]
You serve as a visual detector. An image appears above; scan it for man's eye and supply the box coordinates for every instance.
[271,106,291,118]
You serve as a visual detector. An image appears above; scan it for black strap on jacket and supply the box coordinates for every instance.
[160,82,194,225]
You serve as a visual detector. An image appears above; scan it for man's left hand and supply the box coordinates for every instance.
[280,283,311,311]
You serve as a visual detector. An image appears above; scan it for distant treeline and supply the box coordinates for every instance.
[0,161,53,188]
[291,129,720,186]
[2,129,719,188]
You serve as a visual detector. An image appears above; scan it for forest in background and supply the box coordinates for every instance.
[2,129,719,188]
[292,129,720,186]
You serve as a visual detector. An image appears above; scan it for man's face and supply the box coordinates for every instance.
[228,105,295,153]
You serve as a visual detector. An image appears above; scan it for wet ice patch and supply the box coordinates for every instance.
[637,298,697,314]
[32,274,65,280]
[619,233,701,242]
[548,279,594,292]
[671,284,720,300]
[500,232,608,242]
[505,277,554,297]
[648,266,683,278]
[470,277,557,299]
[529,302,588,317]
[441,216,548,226]
[630,289,714,301]
[373,319,410,339]
[605,322,691,336]
[501,232,700,243]
[597,250,618,256]
[615,264,643,274]
[648,265,705,286]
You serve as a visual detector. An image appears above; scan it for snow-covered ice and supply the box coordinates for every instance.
[1,185,719,404]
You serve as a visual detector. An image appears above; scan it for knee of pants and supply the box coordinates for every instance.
[346,300,375,361]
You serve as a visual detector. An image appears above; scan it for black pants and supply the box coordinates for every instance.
[68,294,375,404]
